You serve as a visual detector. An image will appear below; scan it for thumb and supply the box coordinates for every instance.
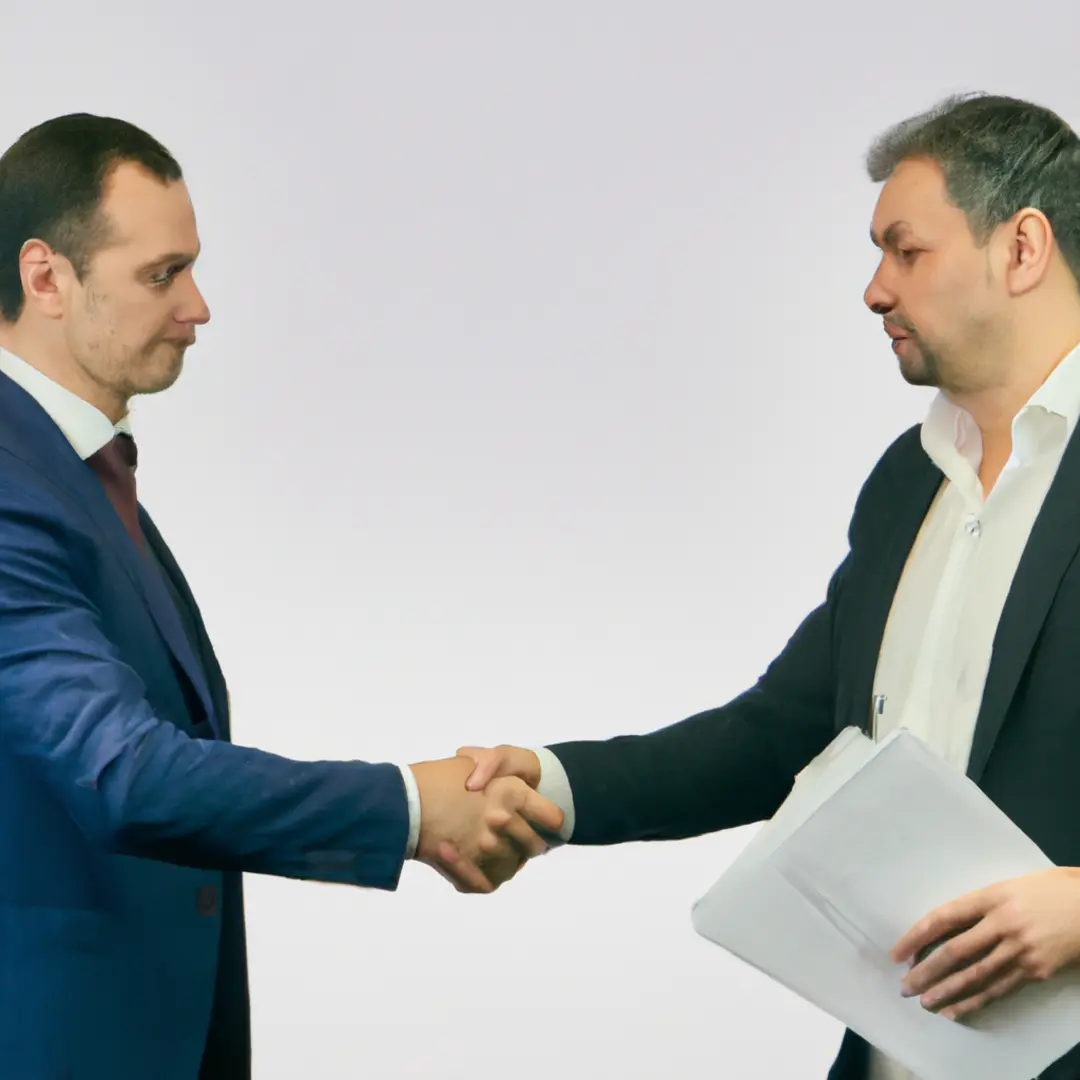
[456,746,500,791]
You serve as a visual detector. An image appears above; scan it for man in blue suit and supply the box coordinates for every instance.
[0,113,563,1079]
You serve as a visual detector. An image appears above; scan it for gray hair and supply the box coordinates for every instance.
[866,92,1080,285]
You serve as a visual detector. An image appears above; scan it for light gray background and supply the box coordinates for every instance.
[5,1,1079,1076]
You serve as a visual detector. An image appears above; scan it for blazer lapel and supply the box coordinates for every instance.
[0,373,218,733]
[966,425,1080,782]
[139,509,229,740]
[127,515,220,738]
[839,432,943,734]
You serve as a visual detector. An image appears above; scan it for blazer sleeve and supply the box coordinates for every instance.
[0,489,410,891]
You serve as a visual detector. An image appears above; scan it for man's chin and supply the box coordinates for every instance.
[899,365,934,387]
[897,353,938,388]
[137,356,185,397]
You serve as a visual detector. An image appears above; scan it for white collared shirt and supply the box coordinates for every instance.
[0,344,424,859]
[867,341,1080,1080]
[0,346,132,458]
[531,345,1080,1078]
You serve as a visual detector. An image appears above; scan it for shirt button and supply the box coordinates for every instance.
[965,518,982,537]
[197,885,219,916]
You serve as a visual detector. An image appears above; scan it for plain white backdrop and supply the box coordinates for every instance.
[5,1,1080,1076]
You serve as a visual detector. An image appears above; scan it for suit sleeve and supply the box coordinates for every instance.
[0,496,410,890]
[547,550,850,846]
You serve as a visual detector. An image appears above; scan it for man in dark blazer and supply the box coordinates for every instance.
[0,114,563,1079]
[462,92,1080,1080]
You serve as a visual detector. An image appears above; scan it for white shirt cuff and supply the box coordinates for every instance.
[531,746,575,843]
[400,764,422,859]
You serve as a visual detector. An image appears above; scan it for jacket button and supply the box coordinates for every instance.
[197,886,219,916]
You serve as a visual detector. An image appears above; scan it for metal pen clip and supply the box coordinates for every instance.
[870,694,886,741]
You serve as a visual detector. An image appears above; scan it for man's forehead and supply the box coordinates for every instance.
[870,158,958,240]
[101,161,190,214]
[98,165,199,257]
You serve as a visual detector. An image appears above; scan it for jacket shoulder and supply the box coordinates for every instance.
[848,423,935,541]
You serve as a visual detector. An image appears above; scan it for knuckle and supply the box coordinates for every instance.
[1014,925,1038,952]
[1018,953,1040,976]
[998,900,1025,933]
[937,941,959,966]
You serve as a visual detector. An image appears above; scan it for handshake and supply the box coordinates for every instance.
[409,744,560,893]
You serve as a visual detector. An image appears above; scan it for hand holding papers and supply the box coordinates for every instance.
[690,727,1080,1080]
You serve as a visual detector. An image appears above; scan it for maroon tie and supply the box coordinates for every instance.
[86,432,142,548]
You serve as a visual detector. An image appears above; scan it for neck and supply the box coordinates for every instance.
[947,306,1080,455]
[0,324,128,424]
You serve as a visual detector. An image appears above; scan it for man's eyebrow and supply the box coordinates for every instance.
[137,247,201,274]
[869,221,912,250]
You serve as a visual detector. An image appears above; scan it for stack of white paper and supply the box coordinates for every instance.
[690,727,1080,1080]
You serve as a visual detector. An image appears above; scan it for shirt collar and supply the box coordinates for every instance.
[921,341,1080,475]
[0,346,131,461]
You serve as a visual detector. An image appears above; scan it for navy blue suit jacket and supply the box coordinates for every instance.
[0,371,410,1079]
[550,421,1080,1080]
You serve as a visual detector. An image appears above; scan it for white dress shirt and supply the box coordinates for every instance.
[864,346,1080,1080]
[538,343,1080,1079]
[0,347,424,859]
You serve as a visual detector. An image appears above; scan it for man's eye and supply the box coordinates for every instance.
[151,267,179,287]
[898,249,920,263]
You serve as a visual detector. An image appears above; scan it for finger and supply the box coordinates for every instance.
[429,842,495,894]
[892,888,998,963]
[915,937,1023,1010]
[439,858,494,894]
[902,917,1003,997]
[938,964,1028,1022]
[471,830,527,888]
[516,786,565,834]
[456,747,501,791]
[477,848,527,889]
[493,811,550,860]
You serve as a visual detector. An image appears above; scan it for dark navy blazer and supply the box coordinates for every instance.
[550,420,1080,1080]
[0,371,410,1079]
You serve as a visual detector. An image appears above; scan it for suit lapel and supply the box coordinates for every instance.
[0,372,218,734]
[841,434,943,734]
[127,513,220,738]
[139,509,229,741]
[966,425,1080,781]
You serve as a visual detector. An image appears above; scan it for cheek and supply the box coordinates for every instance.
[109,300,167,344]
[65,305,112,354]
[910,266,970,337]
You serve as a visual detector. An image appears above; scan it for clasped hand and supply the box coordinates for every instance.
[409,746,550,893]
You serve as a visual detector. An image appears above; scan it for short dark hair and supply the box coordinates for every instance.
[866,92,1080,286]
[0,113,183,322]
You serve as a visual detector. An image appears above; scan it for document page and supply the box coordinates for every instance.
[691,728,1080,1080]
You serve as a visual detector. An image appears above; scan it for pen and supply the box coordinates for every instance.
[871,694,886,741]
